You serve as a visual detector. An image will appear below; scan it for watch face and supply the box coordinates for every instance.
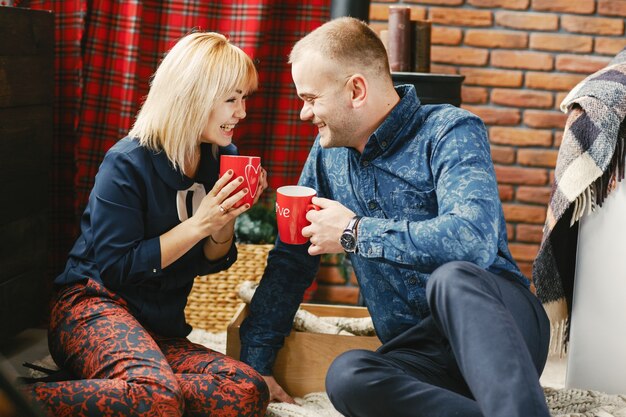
[341,232,357,252]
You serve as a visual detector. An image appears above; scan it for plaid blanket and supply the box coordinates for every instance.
[532,48,626,355]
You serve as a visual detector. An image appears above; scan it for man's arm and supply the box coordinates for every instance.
[239,138,326,392]
[239,240,319,374]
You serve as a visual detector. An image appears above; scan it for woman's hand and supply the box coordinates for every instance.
[160,171,255,268]
[190,169,250,238]
[161,169,264,267]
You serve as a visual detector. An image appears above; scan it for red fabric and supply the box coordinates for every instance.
[27,0,329,277]
[25,279,268,416]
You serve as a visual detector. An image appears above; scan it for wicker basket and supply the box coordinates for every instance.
[185,243,273,332]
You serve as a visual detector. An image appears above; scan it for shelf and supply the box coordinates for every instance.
[392,72,465,107]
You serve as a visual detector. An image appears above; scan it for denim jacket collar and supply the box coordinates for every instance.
[362,85,421,161]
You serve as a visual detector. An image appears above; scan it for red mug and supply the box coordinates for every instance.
[219,155,261,208]
[275,185,319,245]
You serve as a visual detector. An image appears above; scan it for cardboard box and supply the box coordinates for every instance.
[227,303,382,397]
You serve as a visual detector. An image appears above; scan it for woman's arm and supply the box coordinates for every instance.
[161,165,268,265]
[160,172,248,267]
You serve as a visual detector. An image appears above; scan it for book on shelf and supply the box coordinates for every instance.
[387,6,411,72]
[411,19,432,73]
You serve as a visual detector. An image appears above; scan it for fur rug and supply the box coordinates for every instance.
[26,330,626,417]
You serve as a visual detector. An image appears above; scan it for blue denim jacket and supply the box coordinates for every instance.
[240,85,527,375]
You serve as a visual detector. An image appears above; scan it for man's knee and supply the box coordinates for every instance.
[326,350,377,410]
[427,261,479,295]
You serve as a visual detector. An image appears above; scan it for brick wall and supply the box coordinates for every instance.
[368,0,626,278]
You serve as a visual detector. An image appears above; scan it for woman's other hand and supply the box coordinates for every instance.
[191,169,250,237]
[252,167,269,205]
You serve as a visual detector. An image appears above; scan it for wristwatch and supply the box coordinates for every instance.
[340,216,362,253]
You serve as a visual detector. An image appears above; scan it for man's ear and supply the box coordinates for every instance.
[348,74,367,108]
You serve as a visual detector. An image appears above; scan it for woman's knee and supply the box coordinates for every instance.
[241,368,270,415]
[221,362,269,416]
[133,377,185,416]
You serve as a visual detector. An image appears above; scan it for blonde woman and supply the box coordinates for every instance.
[23,32,269,417]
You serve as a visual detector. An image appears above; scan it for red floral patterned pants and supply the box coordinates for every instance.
[22,279,269,417]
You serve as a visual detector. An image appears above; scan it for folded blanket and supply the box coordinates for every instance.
[532,48,626,355]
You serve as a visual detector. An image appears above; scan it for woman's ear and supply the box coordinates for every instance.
[348,74,367,108]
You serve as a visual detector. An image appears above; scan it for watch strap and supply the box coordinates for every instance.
[342,216,362,254]
[345,216,361,233]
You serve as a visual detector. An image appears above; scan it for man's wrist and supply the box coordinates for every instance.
[340,215,361,253]
[240,344,277,376]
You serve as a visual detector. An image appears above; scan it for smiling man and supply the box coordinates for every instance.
[240,17,551,417]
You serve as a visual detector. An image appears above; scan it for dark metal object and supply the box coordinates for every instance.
[330,0,371,22]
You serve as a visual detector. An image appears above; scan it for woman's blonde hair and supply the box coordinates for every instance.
[129,32,258,171]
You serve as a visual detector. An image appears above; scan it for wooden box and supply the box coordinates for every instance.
[227,303,382,397]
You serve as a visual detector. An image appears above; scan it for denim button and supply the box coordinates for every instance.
[368,201,377,209]
[381,141,388,148]
[409,277,418,285]
[363,160,370,167]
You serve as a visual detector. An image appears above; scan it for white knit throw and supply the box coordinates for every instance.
[26,330,626,417]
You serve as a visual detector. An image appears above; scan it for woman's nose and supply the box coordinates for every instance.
[235,100,246,118]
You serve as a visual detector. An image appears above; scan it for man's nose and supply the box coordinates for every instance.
[300,102,313,121]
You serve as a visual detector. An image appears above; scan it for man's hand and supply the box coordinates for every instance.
[302,197,355,256]
[262,375,296,404]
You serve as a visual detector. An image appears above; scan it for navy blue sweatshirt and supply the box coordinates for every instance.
[56,137,238,337]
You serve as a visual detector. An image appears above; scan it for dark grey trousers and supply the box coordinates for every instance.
[326,261,551,417]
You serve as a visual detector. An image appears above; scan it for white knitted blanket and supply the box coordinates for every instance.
[187,330,626,417]
[27,329,626,417]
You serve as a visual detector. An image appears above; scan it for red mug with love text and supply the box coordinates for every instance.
[275,185,319,245]
[219,155,261,208]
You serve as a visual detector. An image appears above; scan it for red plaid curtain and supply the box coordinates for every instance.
[27,0,329,277]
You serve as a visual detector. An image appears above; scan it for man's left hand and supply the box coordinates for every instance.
[302,197,355,256]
